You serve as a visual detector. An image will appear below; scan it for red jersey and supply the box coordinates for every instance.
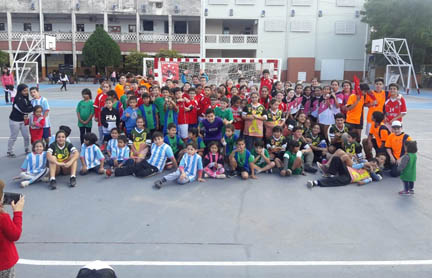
[260,77,273,92]
[260,95,272,109]
[29,114,45,143]
[231,106,244,131]
[198,95,211,117]
[177,98,191,125]
[278,102,287,113]
[385,97,407,123]
[187,97,199,125]
[93,93,108,127]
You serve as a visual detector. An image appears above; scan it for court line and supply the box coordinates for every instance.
[18,259,432,267]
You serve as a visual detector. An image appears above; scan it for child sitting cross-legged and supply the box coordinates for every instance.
[153,142,205,189]
[130,116,149,163]
[251,140,275,174]
[106,128,119,158]
[228,137,257,180]
[105,135,133,175]
[79,133,105,175]
[15,140,48,188]
[280,139,304,177]
[203,141,226,179]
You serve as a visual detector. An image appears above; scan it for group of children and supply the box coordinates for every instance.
[14,70,418,194]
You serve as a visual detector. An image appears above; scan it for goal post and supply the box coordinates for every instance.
[143,57,282,86]
[14,61,39,86]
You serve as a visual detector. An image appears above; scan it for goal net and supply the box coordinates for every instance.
[144,58,281,86]
[385,65,412,90]
[14,61,39,85]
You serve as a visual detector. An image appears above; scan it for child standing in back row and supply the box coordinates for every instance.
[397,141,417,195]
[76,88,94,144]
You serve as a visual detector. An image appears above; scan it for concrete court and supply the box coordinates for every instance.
[0,84,431,278]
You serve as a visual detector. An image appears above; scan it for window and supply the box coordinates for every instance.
[290,20,312,32]
[128,25,136,33]
[292,0,312,6]
[208,0,229,4]
[109,26,121,33]
[164,21,168,33]
[143,20,154,31]
[0,23,5,31]
[336,0,356,7]
[95,24,104,29]
[335,21,356,34]
[76,24,85,32]
[174,21,186,34]
[24,23,32,31]
[44,23,52,32]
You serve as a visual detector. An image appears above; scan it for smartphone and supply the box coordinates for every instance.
[3,192,22,205]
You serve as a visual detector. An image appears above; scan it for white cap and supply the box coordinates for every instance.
[392,120,402,127]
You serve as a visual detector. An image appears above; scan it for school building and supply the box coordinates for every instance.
[0,0,368,82]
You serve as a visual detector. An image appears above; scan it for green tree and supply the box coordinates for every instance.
[82,27,122,75]
[0,50,9,68]
[124,51,149,73]
[155,49,183,58]
[362,0,432,65]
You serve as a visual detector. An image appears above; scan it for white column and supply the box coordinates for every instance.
[104,12,108,32]
[136,11,140,52]
[168,14,172,50]
[200,0,205,59]
[71,11,77,74]
[39,0,46,79]
[6,12,13,65]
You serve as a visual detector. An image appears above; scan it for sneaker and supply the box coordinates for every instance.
[70,176,77,187]
[398,190,410,195]
[316,162,326,174]
[227,170,237,178]
[105,169,112,177]
[304,164,318,174]
[7,152,16,158]
[409,189,415,194]
[20,180,30,188]
[216,174,226,179]
[204,173,209,178]
[285,169,292,176]
[153,179,163,190]
[49,179,57,190]
[267,168,273,174]
[306,180,317,189]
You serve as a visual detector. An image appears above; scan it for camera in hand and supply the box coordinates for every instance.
[3,192,22,205]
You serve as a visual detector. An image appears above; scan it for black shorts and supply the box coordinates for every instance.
[347,123,363,130]
[236,166,251,174]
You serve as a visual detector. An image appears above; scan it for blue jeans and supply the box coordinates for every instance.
[403,181,414,191]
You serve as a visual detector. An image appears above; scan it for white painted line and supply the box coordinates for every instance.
[18,259,432,267]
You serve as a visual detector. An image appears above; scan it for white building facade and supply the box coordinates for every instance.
[203,0,368,82]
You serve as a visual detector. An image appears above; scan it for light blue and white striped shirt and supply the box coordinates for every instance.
[80,144,105,169]
[147,143,174,172]
[111,146,130,161]
[21,152,47,174]
[31,96,50,128]
[107,138,118,153]
[179,153,203,182]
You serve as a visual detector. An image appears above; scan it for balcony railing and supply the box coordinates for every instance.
[0,31,200,44]
[205,34,258,44]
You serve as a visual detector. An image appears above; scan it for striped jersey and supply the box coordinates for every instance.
[111,146,130,161]
[31,96,50,128]
[179,153,203,182]
[147,143,174,172]
[80,143,105,169]
[21,152,47,174]
[107,138,118,153]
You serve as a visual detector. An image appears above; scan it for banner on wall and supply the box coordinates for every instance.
[161,62,179,83]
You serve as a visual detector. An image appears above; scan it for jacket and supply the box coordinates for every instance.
[9,91,33,122]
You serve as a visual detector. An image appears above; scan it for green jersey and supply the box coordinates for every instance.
[131,127,147,150]
[154,97,166,126]
[120,94,128,110]
[251,149,270,168]
[76,100,94,128]
[164,135,184,154]
[236,149,254,166]
[283,150,303,175]
[141,104,157,130]
[400,153,417,182]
